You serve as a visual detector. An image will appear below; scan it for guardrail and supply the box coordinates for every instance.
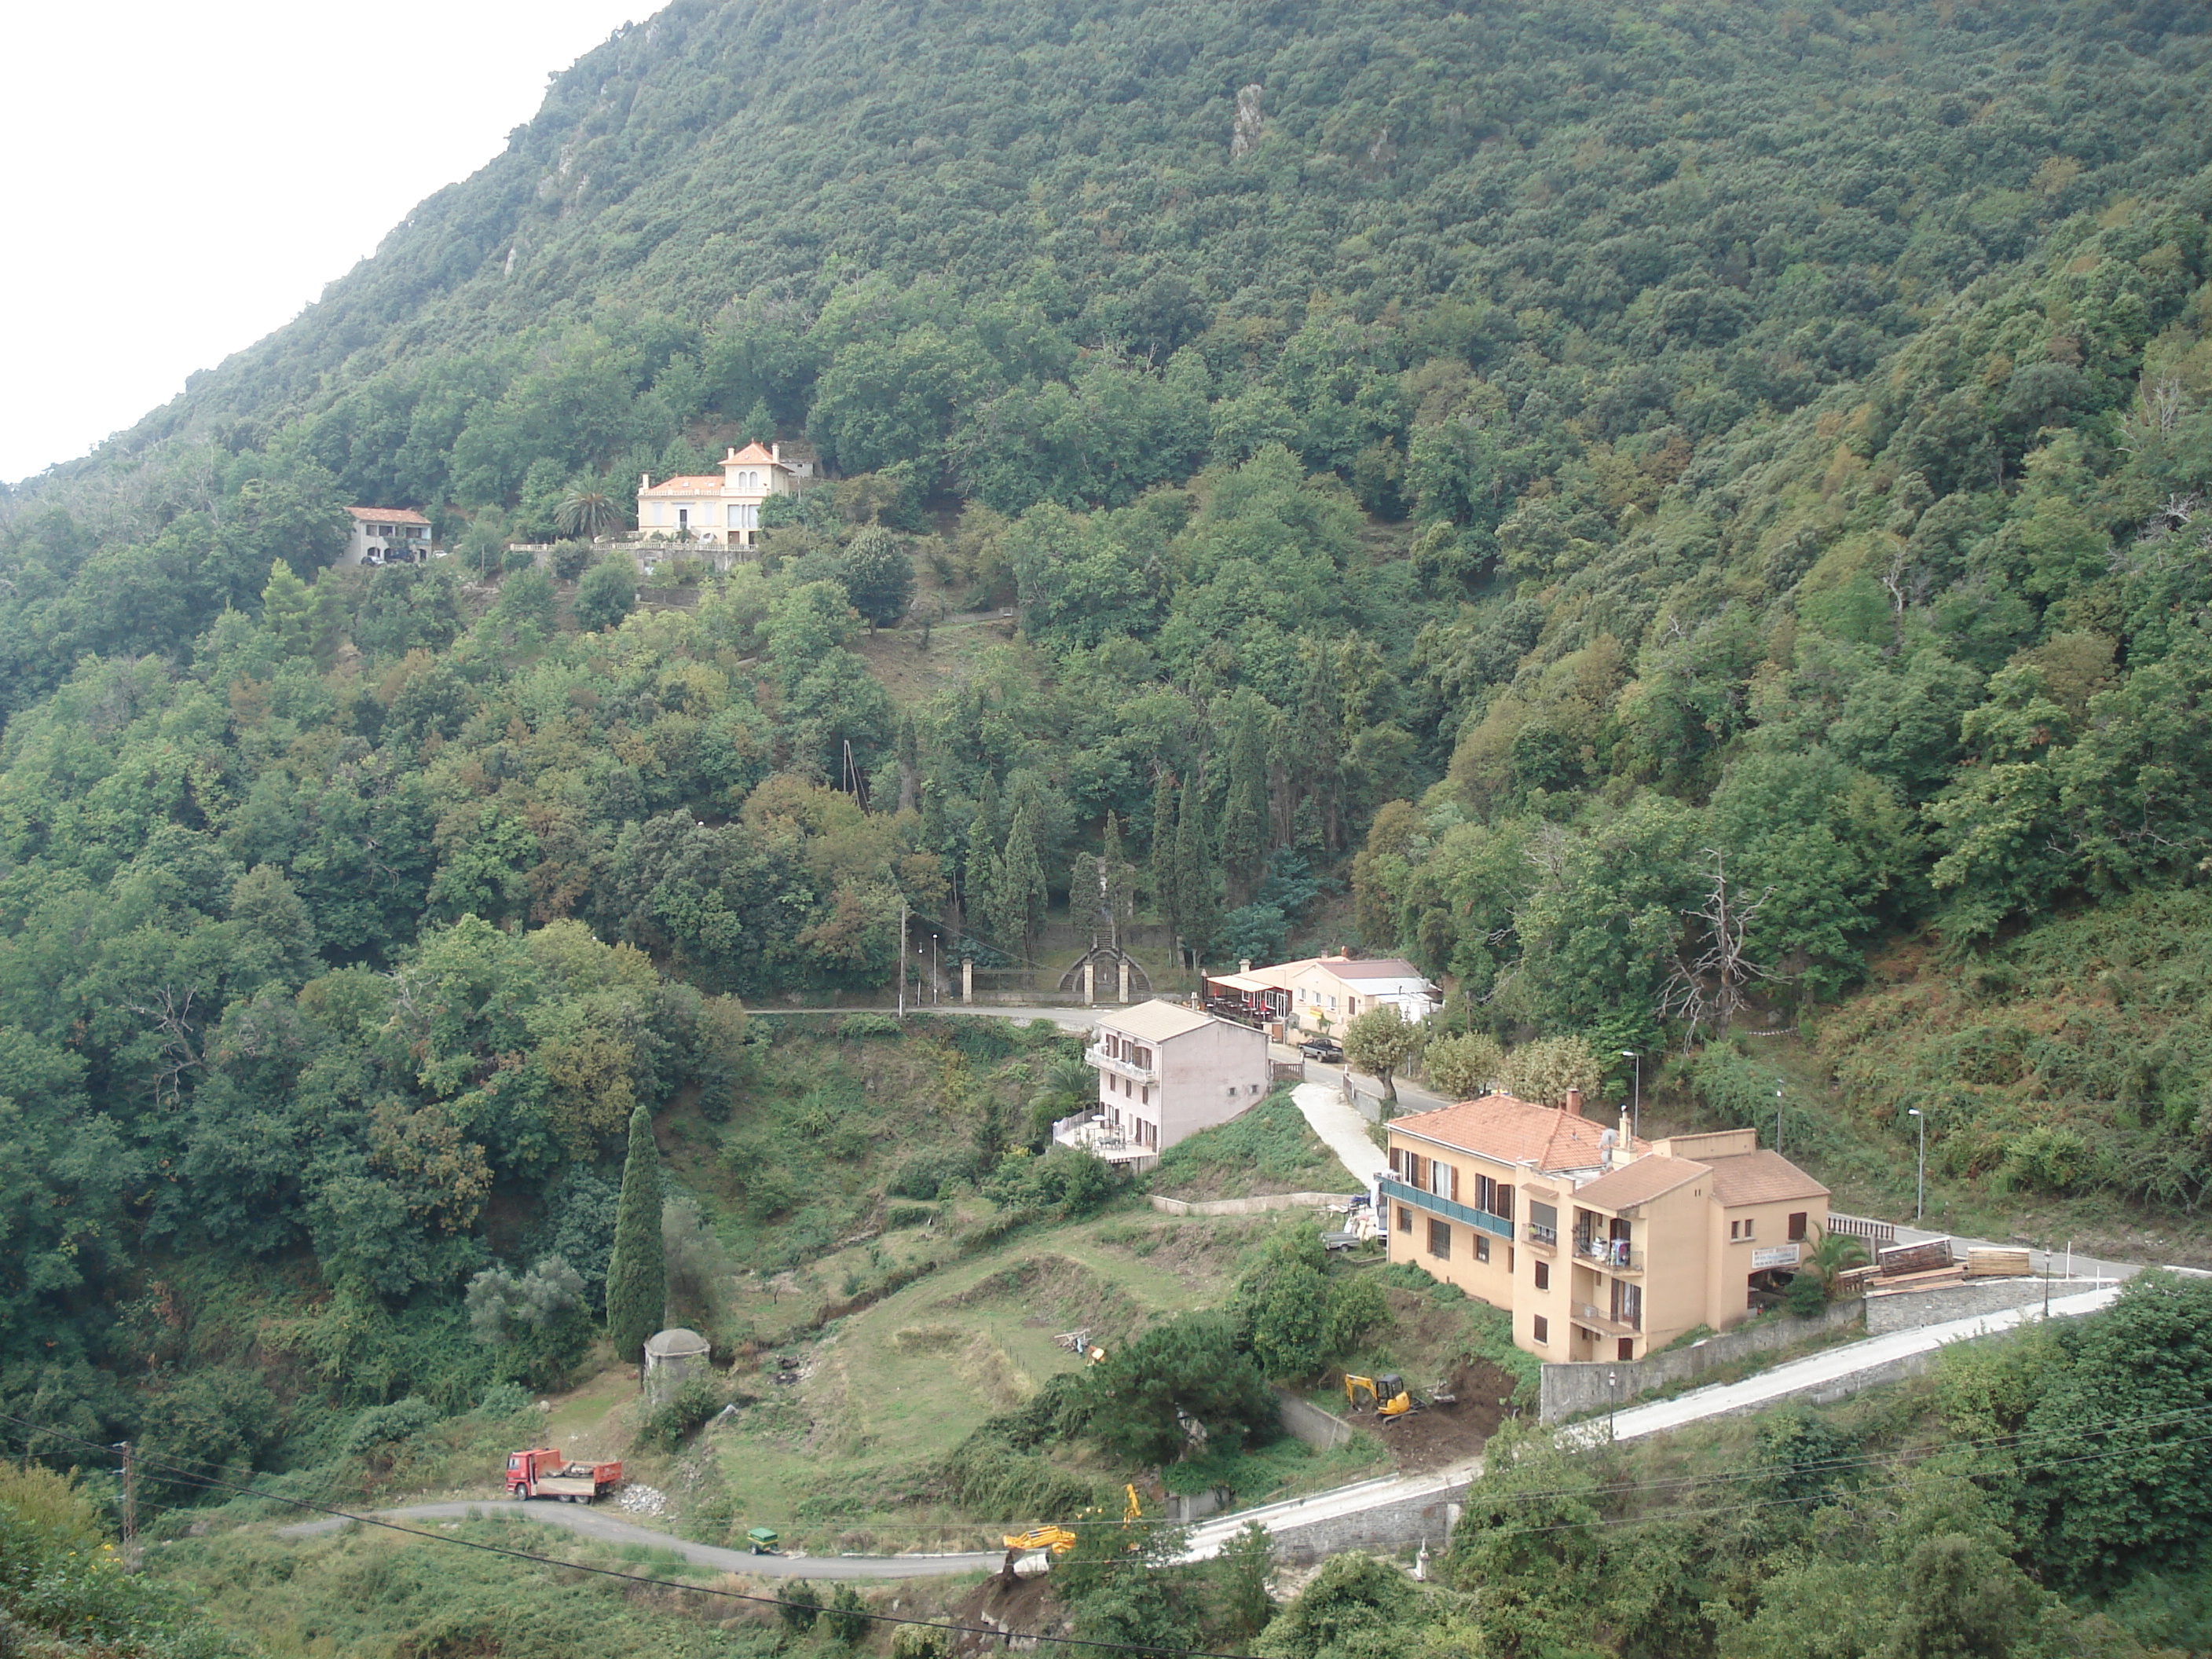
[1827,1212,1898,1243]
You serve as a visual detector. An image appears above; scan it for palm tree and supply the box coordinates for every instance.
[1805,1226,1872,1297]
[1026,1053,1097,1149]
[555,490,625,540]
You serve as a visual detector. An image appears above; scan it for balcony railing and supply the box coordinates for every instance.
[1525,1222,1558,1247]
[1573,1237,1644,1273]
[1086,1044,1157,1084]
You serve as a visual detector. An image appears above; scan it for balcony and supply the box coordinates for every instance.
[1086,1044,1157,1085]
[1572,1236,1644,1273]
[1524,1222,1558,1254]
[1052,1113,1155,1166]
[1570,1300,1641,1336]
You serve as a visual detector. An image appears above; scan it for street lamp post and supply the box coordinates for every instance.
[1776,1082,1785,1156]
[1907,1108,1926,1222]
[1619,1051,1641,1139]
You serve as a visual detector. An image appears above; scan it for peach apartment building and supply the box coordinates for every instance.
[1380,1090,1829,1363]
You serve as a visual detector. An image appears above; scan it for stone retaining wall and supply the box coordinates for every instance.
[1265,1478,1472,1563]
[1865,1276,2105,1334]
[1540,1299,1865,1423]
[1150,1192,1357,1217]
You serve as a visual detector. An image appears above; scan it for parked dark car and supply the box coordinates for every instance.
[1298,1036,1344,1062]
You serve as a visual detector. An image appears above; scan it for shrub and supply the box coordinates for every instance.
[635,1375,728,1453]
[1783,1272,1829,1317]
[574,558,639,632]
[343,1396,440,1456]
[827,1583,870,1645]
[1078,1313,1278,1466]
[779,1580,822,1632]
[886,1147,976,1200]
[984,1145,1118,1219]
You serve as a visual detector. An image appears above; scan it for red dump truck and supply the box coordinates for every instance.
[505,1448,622,1503]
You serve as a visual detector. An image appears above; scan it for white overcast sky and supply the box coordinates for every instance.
[0,0,643,485]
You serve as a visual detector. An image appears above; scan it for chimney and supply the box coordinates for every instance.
[726,446,738,462]
[1240,959,1251,974]
[771,441,783,465]
[1565,1087,1583,1117]
[641,472,650,489]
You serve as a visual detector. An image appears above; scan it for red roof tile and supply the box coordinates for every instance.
[348,505,431,526]
[1390,1092,1632,1175]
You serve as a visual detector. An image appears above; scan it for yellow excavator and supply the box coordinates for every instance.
[1343,1372,1417,1417]
[1002,1525,1078,1555]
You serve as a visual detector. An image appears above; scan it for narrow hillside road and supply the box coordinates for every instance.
[1565,1283,2126,1445]
[1290,1082,1386,1191]
[275,1501,1002,1580]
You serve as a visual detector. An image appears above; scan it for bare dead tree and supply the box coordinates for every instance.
[1661,848,1785,1048]
[126,987,205,1106]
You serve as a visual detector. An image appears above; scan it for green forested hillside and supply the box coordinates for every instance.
[5,0,2212,1618]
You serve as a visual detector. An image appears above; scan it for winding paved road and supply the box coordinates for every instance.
[276,1500,1003,1580]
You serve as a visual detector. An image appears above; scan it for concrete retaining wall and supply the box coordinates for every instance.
[1866,1276,2105,1335]
[1540,1299,1865,1423]
[1276,1391,1354,1451]
[1265,1478,1473,1563]
[1151,1192,1357,1217]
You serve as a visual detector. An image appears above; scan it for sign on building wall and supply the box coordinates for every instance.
[1751,1244,1801,1269]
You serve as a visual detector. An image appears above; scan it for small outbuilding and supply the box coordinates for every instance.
[643,1327,712,1407]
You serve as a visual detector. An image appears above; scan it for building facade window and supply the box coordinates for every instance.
[1533,1316,1549,1345]
[1474,1233,1490,1264]
[1426,1218,1451,1260]
[1397,1206,1412,1233]
[1534,1261,1550,1291]
[1788,1212,1807,1241]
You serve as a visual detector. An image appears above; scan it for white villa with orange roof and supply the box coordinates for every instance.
[635,441,813,555]
[1382,1087,1830,1363]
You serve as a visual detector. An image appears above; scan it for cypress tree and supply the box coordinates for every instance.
[1101,811,1136,945]
[1174,774,1218,971]
[604,1102,666,1366]
[964,778,999,941]
[1001,801,1049,958]
[1219,697,1270,906]
[1148,769,1181,939]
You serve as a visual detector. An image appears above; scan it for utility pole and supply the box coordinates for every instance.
[1776,1082,1785,1157]
[115,1441,137,1573]
[1907,1108,1926,1223]
[896,895,907,1018]
[1619,1051,1640,1140]
[932,933,939,1005]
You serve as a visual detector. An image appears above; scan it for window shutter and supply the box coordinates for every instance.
[1449,1164,1460,1203]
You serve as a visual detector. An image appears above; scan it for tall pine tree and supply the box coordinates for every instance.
[604,1102,666,1367]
